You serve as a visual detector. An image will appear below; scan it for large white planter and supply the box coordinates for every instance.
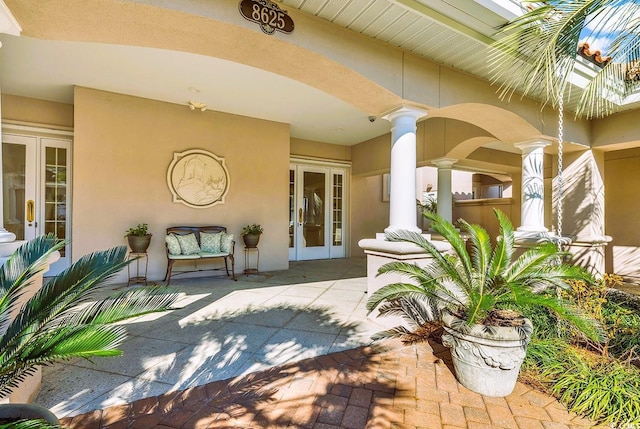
[441,312,533,397]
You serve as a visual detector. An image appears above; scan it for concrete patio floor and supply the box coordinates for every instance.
[33,258,599,428]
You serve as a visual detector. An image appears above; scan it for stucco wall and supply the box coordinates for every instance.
[290,138,351,161]
[604,148,640,279]
[2,94,73,128]
[73,87,290,282]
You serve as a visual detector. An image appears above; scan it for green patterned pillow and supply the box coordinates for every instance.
[165,234,182,255]
[176,233,201,255]
[220,233,234,253]
[200,232,222,253]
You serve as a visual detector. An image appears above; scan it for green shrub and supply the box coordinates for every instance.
[524,340,640,427]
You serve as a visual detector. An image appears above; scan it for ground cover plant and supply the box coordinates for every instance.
[519,274,640,427]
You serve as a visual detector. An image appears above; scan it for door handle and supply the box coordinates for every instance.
[298,208,303,225]
[26,200,35,223]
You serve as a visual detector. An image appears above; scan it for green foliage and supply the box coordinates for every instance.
[241,224,263,236]
[372,295,443,344]
[491,0,640,118]
[0,420,60,429]
[124,223,149,237]
[0,235,178,399]
[366,209,599,341]
[525,339,640,427]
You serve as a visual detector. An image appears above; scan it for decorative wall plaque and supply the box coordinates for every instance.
[239,0,295,35]
[167,149,230,208]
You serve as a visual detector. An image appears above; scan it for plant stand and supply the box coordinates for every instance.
[243,246,259,275]
[127,252,148,286]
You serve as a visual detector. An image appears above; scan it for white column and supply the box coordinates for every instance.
[382,105,428,233]
[515,140,551,233]
[432,158,457,223]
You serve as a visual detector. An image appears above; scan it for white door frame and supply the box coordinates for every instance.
[2,128,73,274]
[289,159,349,261]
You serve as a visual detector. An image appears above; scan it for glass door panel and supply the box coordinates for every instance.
[302,171,326,249]
[1,133,71,275]
[2,135,36,241]
[290,163,346,261]
[43,146,67,258]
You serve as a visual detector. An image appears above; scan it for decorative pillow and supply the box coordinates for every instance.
[200,232,222,253]
[165,234,182,255]
[176,233,201,255]
[220,233,234,253]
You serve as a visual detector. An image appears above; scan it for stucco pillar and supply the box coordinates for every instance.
[515,140,551,233]
[382,105,428,233]
[432,158,457,223]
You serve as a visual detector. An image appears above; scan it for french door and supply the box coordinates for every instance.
[2,133,71,275]
[289,162,347,261]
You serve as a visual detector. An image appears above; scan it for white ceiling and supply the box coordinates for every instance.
[0,34,394,145]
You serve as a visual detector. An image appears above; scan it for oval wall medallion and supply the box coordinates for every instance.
[167,149,230,208]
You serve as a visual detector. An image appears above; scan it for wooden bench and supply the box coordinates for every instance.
[164,226,236,285]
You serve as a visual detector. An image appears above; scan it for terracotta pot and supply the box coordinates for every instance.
[127,234,152,253]
[242,233,261,248]
[441,311,533,397]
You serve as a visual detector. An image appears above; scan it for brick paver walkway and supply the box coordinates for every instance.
[60,340,599,429]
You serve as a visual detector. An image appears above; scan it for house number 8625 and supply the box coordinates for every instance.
[252,4,286,30]
[239,0,295,35]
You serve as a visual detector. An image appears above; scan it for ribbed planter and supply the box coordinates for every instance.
[242,233,261,248]
[127,234,152,253]
[441,311,533,397]
[0,403,60,425]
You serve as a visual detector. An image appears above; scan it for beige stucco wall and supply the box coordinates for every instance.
[290,138,351,162]
[604,148,640,279]
[1,94,73,128]
[73,87,290,282]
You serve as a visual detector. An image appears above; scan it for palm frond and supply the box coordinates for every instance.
[0,419,60,429]
[0,236,63,337]
[490,0,640,118]
[366,282,428,313]
[0,241,179,398]
[424,212,473,277]
[59,286,177,326]
[503,285,603,342]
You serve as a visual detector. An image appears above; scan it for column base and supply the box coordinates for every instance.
[566,235,612,278]
[358,236,451,329]
[514,230,571,247]
[384,225,422,234]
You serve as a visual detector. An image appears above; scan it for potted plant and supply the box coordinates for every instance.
[241,224,263,248]
[0,235,178,427]
[366,209,599,397]
[124,223,152,253]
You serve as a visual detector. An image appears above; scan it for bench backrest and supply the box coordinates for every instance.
[166,226,227,243]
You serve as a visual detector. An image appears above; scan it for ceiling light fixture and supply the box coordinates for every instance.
[188,101,207,112]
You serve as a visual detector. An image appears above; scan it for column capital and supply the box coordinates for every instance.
[514,139,552,154]
[431,158,458,169]
[381,105,429,123]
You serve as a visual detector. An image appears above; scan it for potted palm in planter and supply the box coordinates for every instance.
[241,224,263,248]
[125,223,152,253]
[0,235,178,427]
[367,209,599,397]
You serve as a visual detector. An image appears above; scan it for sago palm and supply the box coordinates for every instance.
[366,210,600,341]
[0,235,178,400]
[490,0,640,119]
